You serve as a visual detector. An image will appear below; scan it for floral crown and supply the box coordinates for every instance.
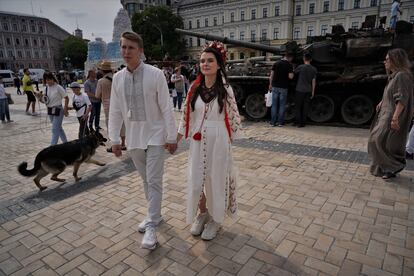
[202,41,227,63]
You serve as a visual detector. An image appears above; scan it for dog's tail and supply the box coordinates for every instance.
[18,159,40,177]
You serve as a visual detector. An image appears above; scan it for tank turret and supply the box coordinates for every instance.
[176,20,413,126]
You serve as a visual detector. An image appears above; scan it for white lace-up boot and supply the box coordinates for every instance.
[201,218,220,241]
[190,212,210,236]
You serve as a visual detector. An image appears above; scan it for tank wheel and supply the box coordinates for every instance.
[309,95,335,123]
[341,95,374,125]
[244,93,268,120]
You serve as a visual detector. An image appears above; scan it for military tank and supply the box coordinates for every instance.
[175,19,414,126]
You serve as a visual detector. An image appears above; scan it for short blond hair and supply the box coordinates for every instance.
[121,31,144,48]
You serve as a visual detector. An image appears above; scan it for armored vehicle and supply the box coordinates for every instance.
[176,19,414,126]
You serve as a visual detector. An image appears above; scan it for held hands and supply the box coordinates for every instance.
[165,143,177,154]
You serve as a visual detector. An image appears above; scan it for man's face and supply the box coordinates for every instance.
[121,38,143,65]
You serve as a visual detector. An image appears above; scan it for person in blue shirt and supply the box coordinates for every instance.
[390,0,402,32]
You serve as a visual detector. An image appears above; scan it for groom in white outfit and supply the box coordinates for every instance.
[108,31,177,249]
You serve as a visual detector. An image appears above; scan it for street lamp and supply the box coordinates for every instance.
[143,16,164,59]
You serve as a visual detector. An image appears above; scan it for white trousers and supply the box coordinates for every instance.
[407,126,414,154]
[129,146,165,228]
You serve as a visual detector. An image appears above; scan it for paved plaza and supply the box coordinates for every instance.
[0,86,413,276]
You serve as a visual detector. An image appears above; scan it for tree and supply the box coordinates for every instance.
[62,36,87,69]
[131,5,185,60]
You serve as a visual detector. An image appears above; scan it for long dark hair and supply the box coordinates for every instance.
[190,47,229,113]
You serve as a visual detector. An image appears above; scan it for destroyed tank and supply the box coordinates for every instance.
[175,19,414,126]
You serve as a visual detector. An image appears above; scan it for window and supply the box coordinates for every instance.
[13,23,18,31]
[275,6,280,16]
[261,29,267,40]
[309,3,315,14]
[307,26,314,37]
[250,52,256,58]
[294,27,300,39]
[6,38,11,45]
[8,50,13,58]
[351,21,359,29]
[230,53,234,60]
[251,30,256,42]
[251,9,256,20]
[22,24,27,32]
[196,19,200,28]
[205,18,208,27]
[241,11,245,21]
[324,1,330,12]
[296,5,301,16]
[43,51,47,58]
[15,38,20,45]
[33,39,37,46]
[189,37,192,47]
[354,0,360,9]
[229,32,235,39]
[273,28,279,39]
[3,22,9,31]
[370,0,377,6]
[31,25,36,32]
[26,51,31,58]
[188,21,192,29]
[239,52,244,59]
[213,17,217,26]
[240,31,245,41]
[17,50,22,58]
[222,16,224,24]
[39,25,43,33]
[230,12,234,22]
[25,39,29,46]
[338,0,344,10]
[263,8,268,18]
[321,25,328,35]
[35,51,39,58]
[197,38,201,46]
[0,50,3,58]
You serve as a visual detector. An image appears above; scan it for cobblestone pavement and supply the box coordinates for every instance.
[1,86,414,276]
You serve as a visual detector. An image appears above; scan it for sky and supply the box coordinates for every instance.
[1,0,123,42]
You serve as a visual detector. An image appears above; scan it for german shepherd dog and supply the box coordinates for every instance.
[18,131,107,191]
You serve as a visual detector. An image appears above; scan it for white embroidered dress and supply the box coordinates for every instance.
[178,85,241,224]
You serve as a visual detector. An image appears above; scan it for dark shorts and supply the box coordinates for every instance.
[25,91,36,102]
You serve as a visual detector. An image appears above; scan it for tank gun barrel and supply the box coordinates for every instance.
[175,28,286,55]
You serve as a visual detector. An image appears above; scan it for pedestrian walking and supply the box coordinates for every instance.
[390,0,403,32]
[14,75,22,95]
[42,72,69,145]
[294,53,317,127]
[0,77,13,123]
[108,31,177,250]
[177,42,241,241]
[23,68,38,116]
[84,70,102,132]
[70,82,91,139]
[171,67,186,111]
[368,48,413,179]
[269,53,294,127]
[95,60,126,152]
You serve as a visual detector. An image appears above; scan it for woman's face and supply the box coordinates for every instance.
[384,54,392,71]
[45,78,55,86]
[200,52,219,77]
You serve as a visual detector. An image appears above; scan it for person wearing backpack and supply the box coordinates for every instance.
[96,61,126,152]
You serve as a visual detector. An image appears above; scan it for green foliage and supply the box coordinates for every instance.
[62,36,87,69]
[131,5,185,60]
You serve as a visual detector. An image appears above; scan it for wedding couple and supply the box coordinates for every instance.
[108,31,241,249]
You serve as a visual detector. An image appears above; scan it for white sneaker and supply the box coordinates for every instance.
[201,219,220,241]
[141,226,158,250]
[138,217,163,233]
[190,212,210,236]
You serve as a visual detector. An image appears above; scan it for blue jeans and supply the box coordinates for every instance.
[89,102,101,129]
[271,87,288,125]
[49,108,67,145]
[0,98,10,122]
[173,92,184,110]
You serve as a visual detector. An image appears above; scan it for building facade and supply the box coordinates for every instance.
[0,11,71,72]
[121,0,172,17]
[176,0,414,60]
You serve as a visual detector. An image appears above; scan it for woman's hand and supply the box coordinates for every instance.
[391,118,400,131]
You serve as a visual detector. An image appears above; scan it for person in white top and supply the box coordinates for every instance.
[70,82,92,138]
[41,72,69,145]
[108,31,177,250]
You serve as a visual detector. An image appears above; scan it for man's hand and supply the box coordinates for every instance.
[112,144,122,157]
[165,143,177,154]
[64,106,69,117]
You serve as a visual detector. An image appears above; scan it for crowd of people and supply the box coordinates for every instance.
[1,29,413,251]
